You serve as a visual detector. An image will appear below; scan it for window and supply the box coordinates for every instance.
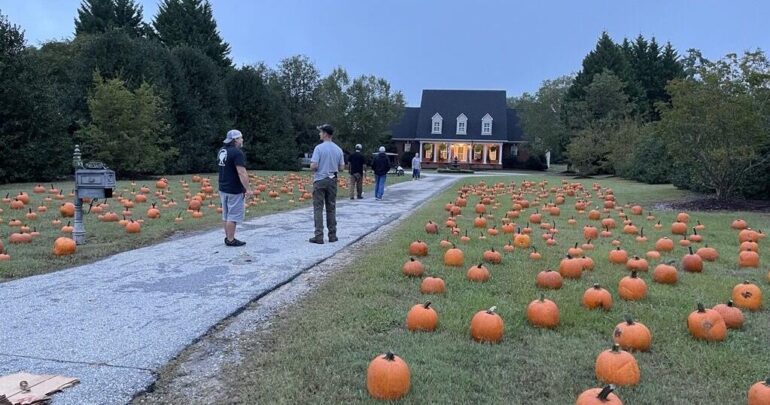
[481,114,493,135]
[456,113,467,135]
[431,113,443,134]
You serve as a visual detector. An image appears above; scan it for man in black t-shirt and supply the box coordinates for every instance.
[348,144,365,199]
[217,129,252,247]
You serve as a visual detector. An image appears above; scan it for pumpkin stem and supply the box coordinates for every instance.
[640,228,644,237]
[688,246,694,255]
[611,343,621,352]
[597,385,615,400]
[539,293,545,302]
[487,306,497,314]
[631,271,638,278]
[727,300,734,307]
[697,303,706,312]
[574,242,579,249]
[593,283,601,289]
[384,351,396,361]
[423,301,431,309]
[624,315,634,325]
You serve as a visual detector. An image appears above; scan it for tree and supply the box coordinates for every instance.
[508,75,572,161]
[658,50,770,199]
[75,0,147,37]
[225,66,297,170]
[567,32,636,105]
[78,72,176,176]
[343,75,405,152]
[153,0,232,69]
[274,55,321,153]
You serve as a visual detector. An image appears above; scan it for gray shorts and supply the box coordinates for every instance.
[220,192,245,223]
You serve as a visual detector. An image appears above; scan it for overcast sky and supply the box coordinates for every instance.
[2,0,769,105]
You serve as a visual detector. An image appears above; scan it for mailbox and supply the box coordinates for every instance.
[75,163,116,199]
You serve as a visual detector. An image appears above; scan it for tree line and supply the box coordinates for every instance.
[0,0,405,181]
[511,32,770,200]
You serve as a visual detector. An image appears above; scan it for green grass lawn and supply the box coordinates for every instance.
[0,170,409,280]
[223,173,770,404]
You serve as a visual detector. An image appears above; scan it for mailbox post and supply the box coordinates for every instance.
[72,145,116,245]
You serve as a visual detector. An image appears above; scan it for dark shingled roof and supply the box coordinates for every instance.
[391,89,525,142]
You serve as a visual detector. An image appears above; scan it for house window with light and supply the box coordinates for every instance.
[481,113,493,135]
[431,113,443,134]
[456,113,467,135]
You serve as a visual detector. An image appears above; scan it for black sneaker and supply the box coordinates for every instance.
[225,238,246,247]
[328,235,338,243]
[309,237,324,244]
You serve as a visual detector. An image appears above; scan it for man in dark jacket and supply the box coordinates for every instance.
[348,144,365,199]
[372,146,390,200]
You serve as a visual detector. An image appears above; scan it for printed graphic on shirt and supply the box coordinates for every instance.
[218,148,228,166]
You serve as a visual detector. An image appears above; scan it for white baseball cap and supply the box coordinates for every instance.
[223,129,243,143]
[355,144,362,150]
[378,146,385,152]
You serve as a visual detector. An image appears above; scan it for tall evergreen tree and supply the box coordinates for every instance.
[567,32,635,104]
[74,0,146,37]
[153,0,232,69]
[275,55,321,153]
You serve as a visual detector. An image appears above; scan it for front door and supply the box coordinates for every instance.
[451,144,468,162]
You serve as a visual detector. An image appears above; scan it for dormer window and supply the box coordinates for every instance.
[481,113,493,135]
[456,113,467,135]
[431,113,443,134]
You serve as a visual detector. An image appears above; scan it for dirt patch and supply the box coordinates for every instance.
[130,210,407,405]
[652,196,770,213]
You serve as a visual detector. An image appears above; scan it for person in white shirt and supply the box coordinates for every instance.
[411,153,421,180]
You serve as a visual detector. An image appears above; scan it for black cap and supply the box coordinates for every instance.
[317,124,334,136]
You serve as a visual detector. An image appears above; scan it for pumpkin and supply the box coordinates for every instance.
[582,240,595,251]
[652,263,678,285]
[595,344,640,386]
[59,202,75,218]
[529,247,542,261]
[696,245,719,262]
[483,248,502,264]
[646,250,661,260]
[618,271,647,301]
[568,243,584,258]
[439,238,453,249]
[529,209,542,224]
[424,221,439,234]
[402,258,424,277]
[655,237,674,252]
[581,256,595,271]
[406,301,438,332]
[408,240,428,256]
[622,223,638,235]
[740,240,759,253]
[738,249,760,268]
[61,222,74,234]
[467,263,490,282]
[682,247,703,272]
[420,277,446,294]
[526,294,559,329]
[608,247,628,265]
[125,220,141,234]
[367,351,410,400]
[503,242,514,253]
[470,306,504,343]
[613,316,652,351]
[671,221,687,235]
[676,212,690,223]
[739,228,761,243]
[748,377,770,405]
[732,281,762,311]
[576,385,623,405]
[146,203,161,219]
[602,217,617,229]
[588,209,602,220]
[583,284,613,310]
[635,228,647,243]
[473,215,487,228]
[559,255,584,279]
[625,256,648,272]
[513,230,531,248]
[688,228,703,243]
[712,300,744,329]
[687,303,726,341]
[444,245,465,267]
[536,269,563,290]
[731,219,748,230]
[53,237,77,256]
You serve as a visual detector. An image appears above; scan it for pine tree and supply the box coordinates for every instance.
[74,0,146,37]
[567,32,633,102]
[153,0,232,69]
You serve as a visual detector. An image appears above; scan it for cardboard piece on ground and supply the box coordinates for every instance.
[0,373,79,405]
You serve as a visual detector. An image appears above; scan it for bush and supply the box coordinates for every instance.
[616,131,672,184]
[400,152,414,168]
[503,155,547,171]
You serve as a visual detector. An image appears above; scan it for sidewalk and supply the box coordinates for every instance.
[0,174,465,404]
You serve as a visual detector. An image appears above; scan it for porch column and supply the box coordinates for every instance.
[447,143,452,161]
[418,141,422,160]
[482,144,488,164]
[467,146,472,162]
[433,143,437,163]
[497,143,503,164]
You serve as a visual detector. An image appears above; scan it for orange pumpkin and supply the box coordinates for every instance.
[613,316,652,351]
[608,247,628,265]
[696,245,719,262]
[738,249,760,268]
[655,237,674,252]
[406,301,438,332]
[652,263,678,285]
[470,306,504,343]
[576,385,624,405]
[444,245,464,267]
[671,221,687,235]
[59,202,75,218]
[526,294,559,329]
[583,284,613,310]
[420,277,446,294]
[53,237,77,256]
[595,344,640,386]
[402,258,424,277]
[625,256,649,272]
[467,263,490,282]
[482,248,502,264]
[125,220,141,234]
[712,300,744,329]
[536,269,562,289]
[731,219,748,230]
[408,240,428,257]
[681,247,703,272]
[687,303,726,341]
[559,255,584,279]
[618,271,647,301]
[748,377,770,405]
[732,281,762,311]
[366,352,410,400]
